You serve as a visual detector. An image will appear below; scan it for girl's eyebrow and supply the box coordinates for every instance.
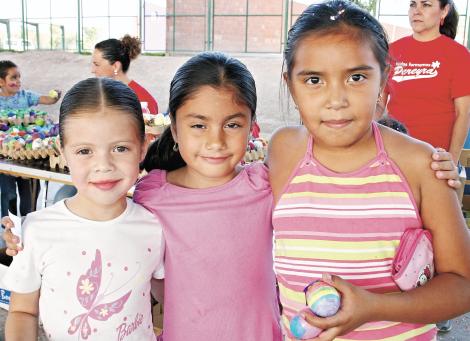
[185,112,247,120]
[296,65,374,77]
[225,113,248,120]
[185,113,208,120]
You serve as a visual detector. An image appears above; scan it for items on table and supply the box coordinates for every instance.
[0,109,60,162]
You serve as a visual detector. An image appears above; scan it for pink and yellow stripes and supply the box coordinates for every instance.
[273,138,435,340]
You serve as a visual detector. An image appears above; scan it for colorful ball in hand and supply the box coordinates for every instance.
[305,281,341,317]
[290,313,322,339]
[48,89,59,99]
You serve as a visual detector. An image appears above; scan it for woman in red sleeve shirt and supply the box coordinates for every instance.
[381,0,470,164]
[91,35,159,114]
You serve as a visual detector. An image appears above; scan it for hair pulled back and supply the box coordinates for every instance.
[59,77,144,145]
[143,51,257,172]
[94,34,141,73]
[284,0,389,79]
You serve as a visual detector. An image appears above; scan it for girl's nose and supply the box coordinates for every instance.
[326,84,348,110]
[206,128,226,150]
[94,154,114,172]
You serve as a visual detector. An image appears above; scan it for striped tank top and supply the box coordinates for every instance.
[273,123,436,340]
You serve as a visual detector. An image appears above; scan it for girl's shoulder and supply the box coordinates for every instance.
[133,169,166,204]
[242,162,271,191]
[269,125,308,159]
[379,125,435,178]
[268,126,308,166]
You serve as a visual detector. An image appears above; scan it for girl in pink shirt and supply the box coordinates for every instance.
[134,52,281,341]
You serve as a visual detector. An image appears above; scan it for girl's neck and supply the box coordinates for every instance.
[312,127,377,173]
[65,195,128,221]
[168,165,241,189]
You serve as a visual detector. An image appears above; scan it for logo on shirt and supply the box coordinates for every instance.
[67,250,133,340]
[392,60,440,82]
[116,313,144,341]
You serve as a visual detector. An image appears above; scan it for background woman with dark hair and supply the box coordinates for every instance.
[381,0,470,165]
[92,34,159,114]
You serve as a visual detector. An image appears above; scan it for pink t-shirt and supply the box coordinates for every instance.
[134,162,281,341]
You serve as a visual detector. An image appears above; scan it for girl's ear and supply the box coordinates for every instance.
[170,119,178,143]
[380,65,390,91]
[57,137,67,160]
[283,71,289,83]
[140,138,149,163]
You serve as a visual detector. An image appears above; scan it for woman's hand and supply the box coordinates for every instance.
[302,274,378,341]
[431,148,461,189]
[1,216,22,256]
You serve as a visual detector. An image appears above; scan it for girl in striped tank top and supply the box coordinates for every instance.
[269,1,470,340]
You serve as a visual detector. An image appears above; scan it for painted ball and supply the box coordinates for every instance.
[305,281,341,317]
[290,314,322,340]
[48,89,59,99]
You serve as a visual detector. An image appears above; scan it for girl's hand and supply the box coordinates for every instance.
[302,274,377,341]
[1,216,22,256]
[431,148,460,189]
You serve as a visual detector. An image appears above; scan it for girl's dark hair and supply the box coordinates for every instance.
[94,34,141,73]
[59,77,144,145]
[143,51,257,172]
[439,0,459,39]
[0,60,17,79]
[284,0,389,79]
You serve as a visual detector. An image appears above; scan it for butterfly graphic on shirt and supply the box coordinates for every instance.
[68,249,132,340]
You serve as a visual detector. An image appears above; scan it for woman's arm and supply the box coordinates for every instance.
[449,95,470,163]
[5,290,39,341]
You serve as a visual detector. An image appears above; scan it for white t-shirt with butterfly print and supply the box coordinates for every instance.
[3,198,164,341]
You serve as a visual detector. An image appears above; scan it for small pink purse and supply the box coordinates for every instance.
[391,228,435,291]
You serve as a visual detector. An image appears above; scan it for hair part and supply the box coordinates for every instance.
[94,34,141,73]
[142,51,257,172]
[0,60,17,79]
[439,0,459,39]
[283,0,389,80]
[59,77,144,145]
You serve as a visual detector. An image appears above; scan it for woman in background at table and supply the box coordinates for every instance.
[92,35,159,114]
